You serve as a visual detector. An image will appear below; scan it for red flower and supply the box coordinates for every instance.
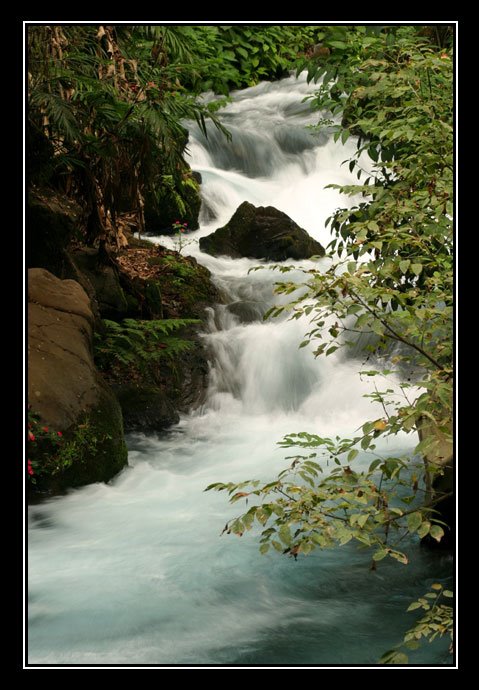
[27,460,34,476]
[28,431,36,442]
[57,431,63,437]
[184,222,188,226]
[42,426,49,432]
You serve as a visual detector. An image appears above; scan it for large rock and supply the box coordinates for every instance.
[112,334,210,434]
[115,386,180,433]
[199,201,325,261]
[70,247,130,320]
[28,268,127,489]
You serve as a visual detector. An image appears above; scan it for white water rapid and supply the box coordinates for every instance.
[28,74,452,666]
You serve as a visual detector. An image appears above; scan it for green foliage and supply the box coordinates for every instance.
[209,26,454,664]
[27,25,229,245]
[206,430,448,565]
[27,408,64,481]
[178,25,324,95]
[54,419,103,474]
[380,583,453,663]
[94,317,199,375]
[268,26,453,457]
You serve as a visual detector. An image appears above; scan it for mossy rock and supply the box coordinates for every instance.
[143,280,164,318]
[200,201,325,261]
[32,383,128,494]
[120,251,220,320]
[71,248,130,320]
[114,385,180,433]
[158,255,220,319]
[61,383,128,487]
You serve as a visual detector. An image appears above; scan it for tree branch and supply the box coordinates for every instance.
[348,288,445,371]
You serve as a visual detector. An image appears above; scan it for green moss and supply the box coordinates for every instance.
[115,385,179,432]
[128,235,156,250]
[32,384,128,494]
[125,293,140,313]
[147,256,164,267]
[143,280,164,318]
[62,385,127,488]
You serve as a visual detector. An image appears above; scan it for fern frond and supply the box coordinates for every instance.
[95,318,200,375]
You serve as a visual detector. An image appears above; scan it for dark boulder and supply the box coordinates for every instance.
[70,247,129,320]
[227,300,269,323]
[28,268,128,491]
[199,201,325,261]
[114,386,180,433]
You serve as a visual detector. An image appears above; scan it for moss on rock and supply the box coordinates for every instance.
[114,385,180,433]
[28,268,128,496]
[116,245,221,320]
[199,201,325,261]
[52,383,128,490]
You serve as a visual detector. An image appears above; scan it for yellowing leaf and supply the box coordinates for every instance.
[374,419,387,431]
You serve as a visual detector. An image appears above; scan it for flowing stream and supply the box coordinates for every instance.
[28,74,452,666]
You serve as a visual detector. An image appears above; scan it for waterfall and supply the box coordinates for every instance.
[28,74,452,666]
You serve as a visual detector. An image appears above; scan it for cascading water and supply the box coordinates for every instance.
[28,74,452,666]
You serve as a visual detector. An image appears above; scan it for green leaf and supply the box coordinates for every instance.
[404,639,420,650]
[389,550,408,565]
[407,601,422,611]
[278,524,292,546]
[399,260,410,274]
[300,541,313,554]
[417,521,431,538]
[361,436,371,450]
[357,513,369,528]
[236,46,248,59]
[368,458,382,472]
[407,512,422,534]
[328,40,347,49]
[347,448,359,462]
[442,590,453,598]
[430,524,445,542]
[259,543,270,555]
[379,650,409,665]
[411,263,423,276]
[373,549,388,561]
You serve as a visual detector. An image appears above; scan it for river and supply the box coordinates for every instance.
[28,74,453,666]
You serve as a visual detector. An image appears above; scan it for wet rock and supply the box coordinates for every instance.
[199,201,325,261]
[28,268,127,489]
